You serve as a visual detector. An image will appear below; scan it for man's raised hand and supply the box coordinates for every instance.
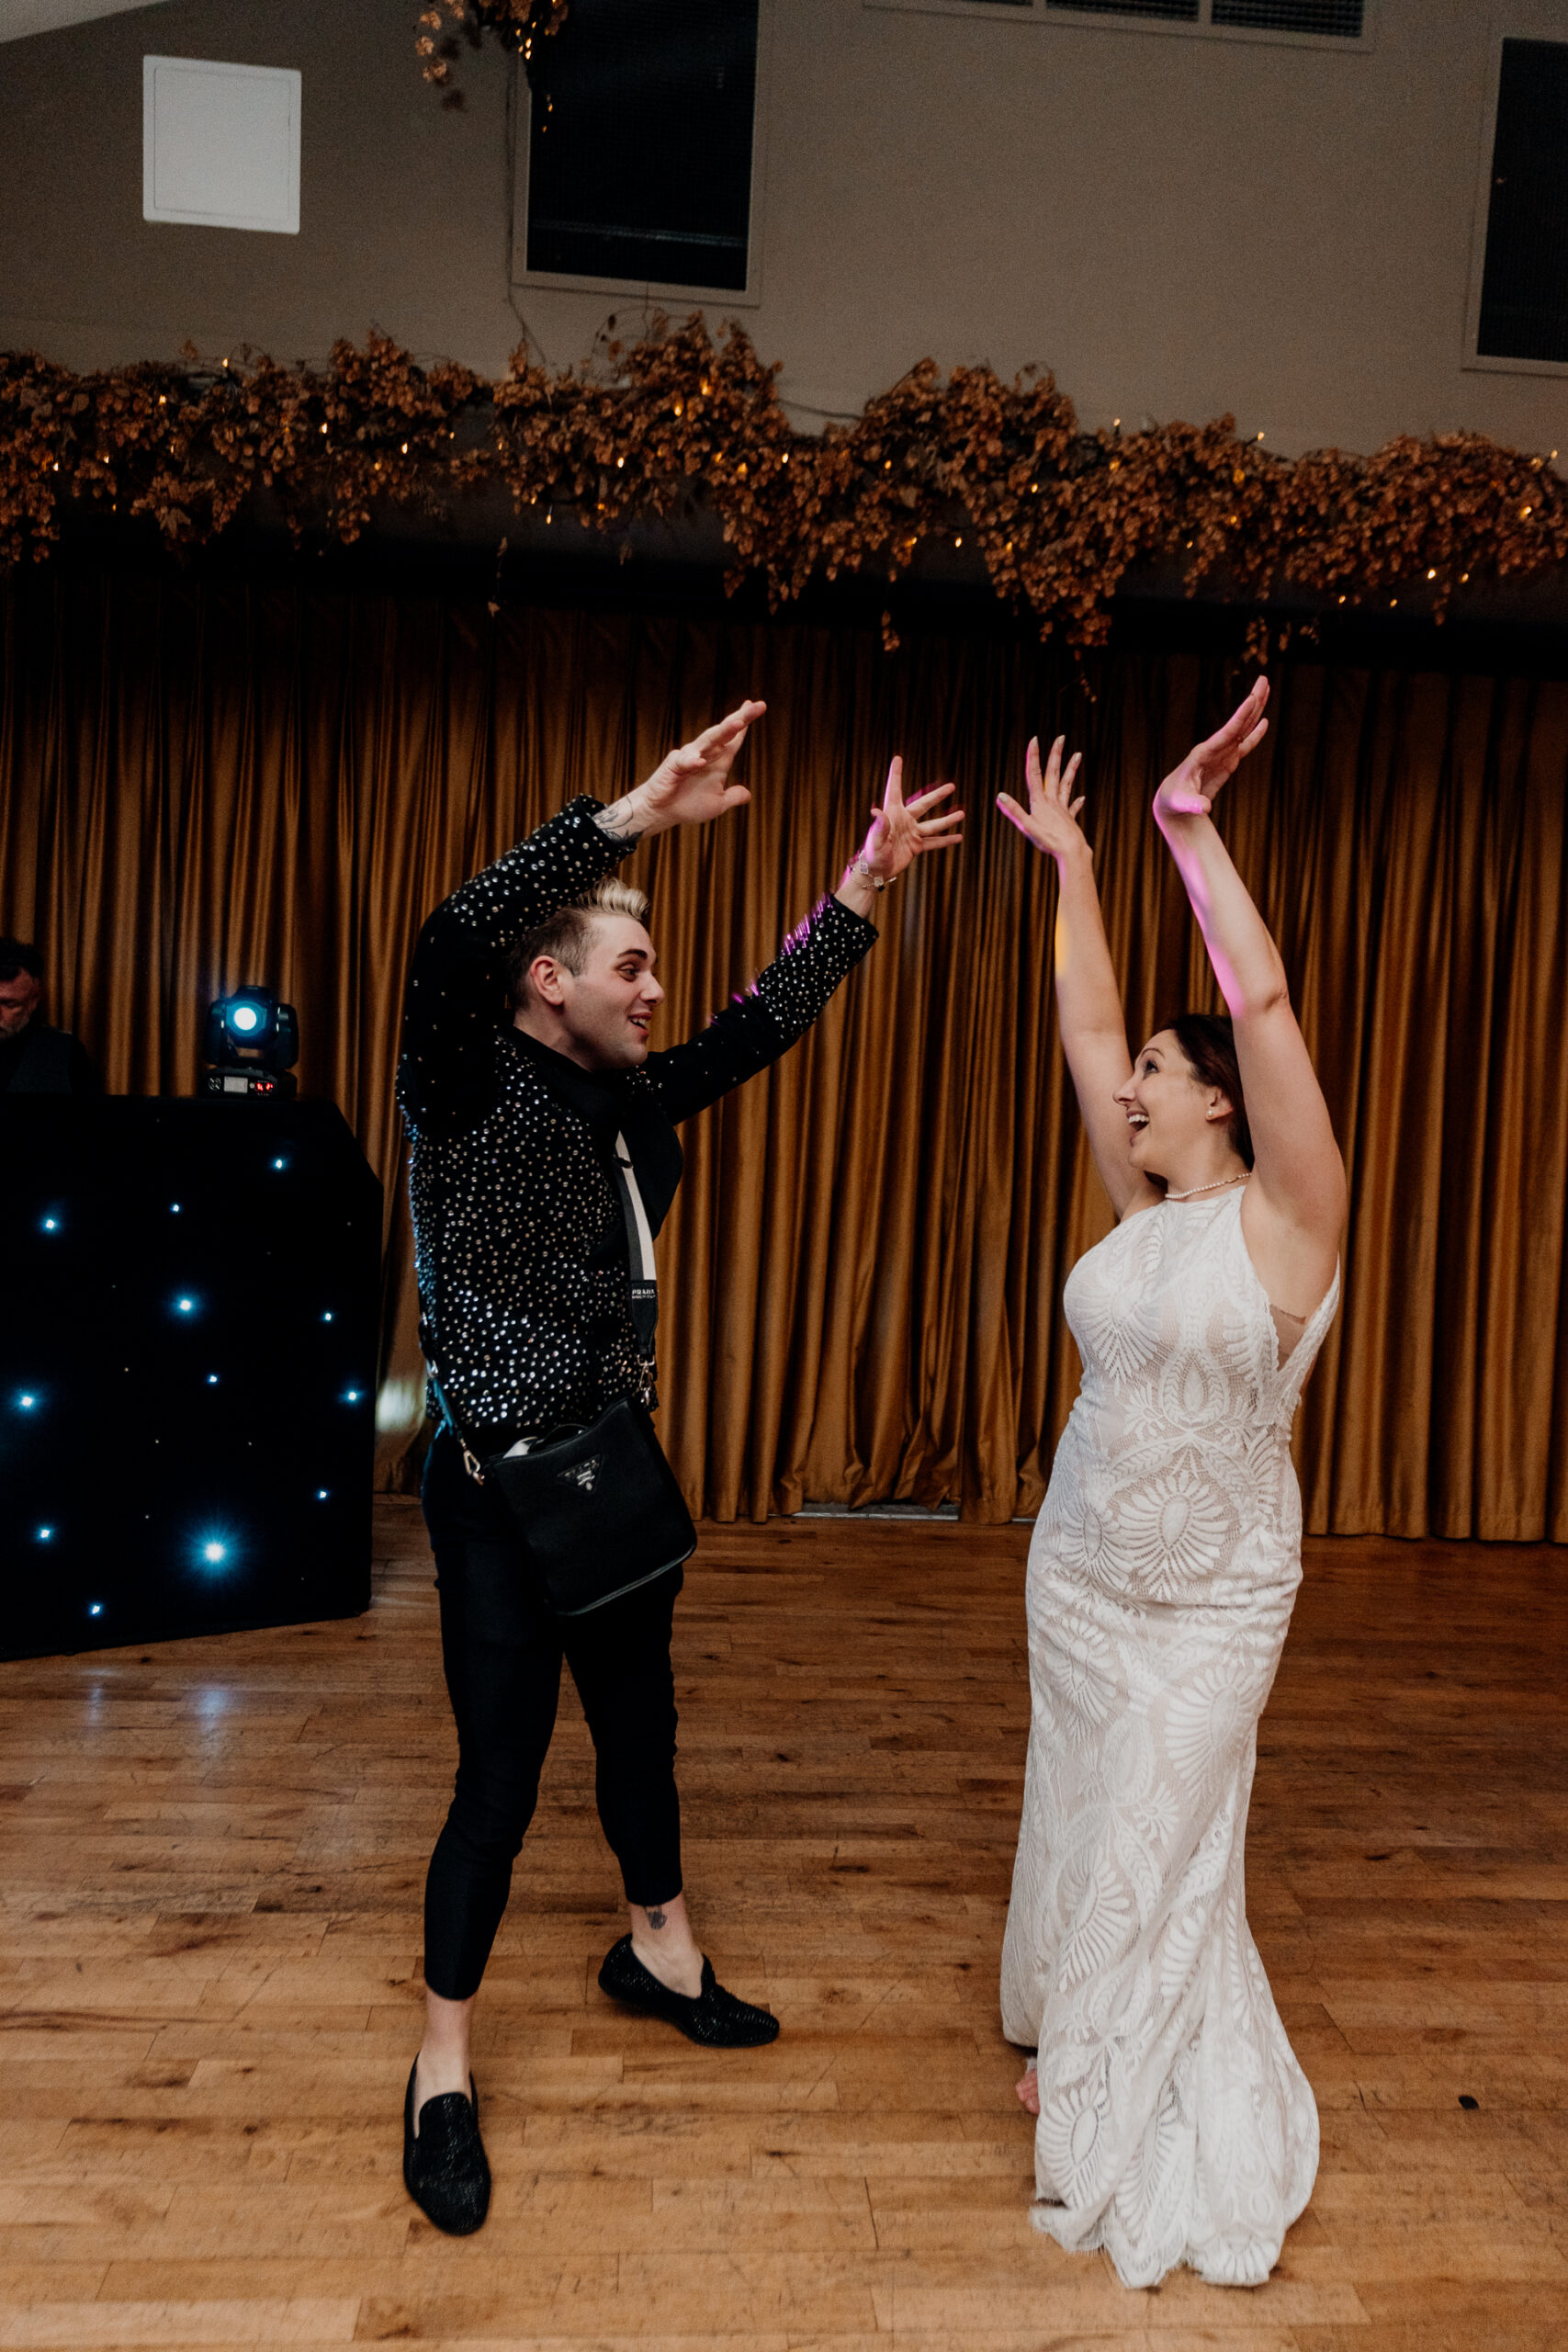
[604,700,768,841]
[857,757,964,883]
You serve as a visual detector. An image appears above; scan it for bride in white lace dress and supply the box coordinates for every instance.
[995,680,1346,2290]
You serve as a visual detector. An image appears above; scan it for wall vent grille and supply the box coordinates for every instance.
[1212,1,1363,32]
[1044,2,1200,20]
[1477,38,1568,366]
[872,0,1373,44]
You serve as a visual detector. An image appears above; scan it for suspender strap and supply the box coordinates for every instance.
[612,1129,659,1355]
[430,1127,660,1483]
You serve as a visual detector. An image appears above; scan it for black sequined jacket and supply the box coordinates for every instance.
[397,796,876,1449]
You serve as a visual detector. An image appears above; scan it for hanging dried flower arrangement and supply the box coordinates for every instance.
[416,1,567,107]
[0,318,1562,655]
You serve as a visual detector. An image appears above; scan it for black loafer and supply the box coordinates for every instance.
[597,1933,780,2048]
[402,2060,491,2234]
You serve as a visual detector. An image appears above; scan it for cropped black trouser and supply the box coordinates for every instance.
[420,1429,684,2002]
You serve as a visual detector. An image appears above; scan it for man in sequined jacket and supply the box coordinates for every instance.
[394,698,961,2233]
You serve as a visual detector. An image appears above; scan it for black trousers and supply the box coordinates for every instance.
[420,1428,684,2002]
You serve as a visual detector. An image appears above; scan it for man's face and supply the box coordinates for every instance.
[0,971,41,1041]
[525,915,664,1072]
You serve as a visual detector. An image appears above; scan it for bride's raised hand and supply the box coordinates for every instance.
[1154,677,1269,821]
[997,734,1087,864]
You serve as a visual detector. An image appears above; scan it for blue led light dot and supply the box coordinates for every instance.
[322,1311,334,1323]
[316,1489,330,1500]
[42,1217,58,1231]
[18,1394,37,1410]
[171,1203,181,1214]
[176,1298,194,1314]
[207,1374,219,1385]
[344,1389,361,1403]
[36,1527,53,1542]
[203,1543,226,1564]
[88,1603,103,1617]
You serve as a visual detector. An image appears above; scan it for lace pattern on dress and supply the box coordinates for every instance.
[1000,1189,1338,2289]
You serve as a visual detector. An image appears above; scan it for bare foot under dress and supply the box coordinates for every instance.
[1000,1187,1338,2289]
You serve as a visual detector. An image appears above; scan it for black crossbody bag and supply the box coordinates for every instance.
[437,1131,696,1615]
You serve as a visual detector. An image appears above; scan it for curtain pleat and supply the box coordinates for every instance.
[3,571,1565,1539]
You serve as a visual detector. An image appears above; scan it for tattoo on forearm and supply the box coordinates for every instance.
[647,1905,667,1929]
[595,801,644,844]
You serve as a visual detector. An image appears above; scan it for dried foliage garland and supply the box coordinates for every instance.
[1,318,1562,654]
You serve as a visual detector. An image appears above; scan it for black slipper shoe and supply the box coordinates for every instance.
[597,1933,781,2048]
[402,2060,491,2234]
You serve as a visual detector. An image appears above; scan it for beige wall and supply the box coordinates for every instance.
[2,0,1565,457]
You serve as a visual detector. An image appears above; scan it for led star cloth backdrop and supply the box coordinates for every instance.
[1,1097,379,1658]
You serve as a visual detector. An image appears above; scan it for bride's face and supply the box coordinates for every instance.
[1113,1032,1230,1179]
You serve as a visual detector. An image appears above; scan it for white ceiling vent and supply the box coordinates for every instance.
[142,55,300,234]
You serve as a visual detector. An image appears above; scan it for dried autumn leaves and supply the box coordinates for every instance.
[0,318,1562,650]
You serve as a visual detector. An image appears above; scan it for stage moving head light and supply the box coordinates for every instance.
[202,986,299,1099]
[203,986,299,1067]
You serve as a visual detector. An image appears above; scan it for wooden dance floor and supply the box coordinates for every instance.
[1,1505,1564,2352]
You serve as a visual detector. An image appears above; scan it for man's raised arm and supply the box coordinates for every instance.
[398,702,769,1137]
[649,754,963,1126]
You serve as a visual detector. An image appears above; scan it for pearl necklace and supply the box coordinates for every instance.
[1164,1173,1249,1202]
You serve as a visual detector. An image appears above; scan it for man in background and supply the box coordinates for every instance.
[0,939,100,1093]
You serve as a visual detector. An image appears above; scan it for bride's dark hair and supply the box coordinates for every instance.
[1161,1012,1254,1170]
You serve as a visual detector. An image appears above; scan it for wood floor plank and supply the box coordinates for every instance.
[0,1508,1563,2348]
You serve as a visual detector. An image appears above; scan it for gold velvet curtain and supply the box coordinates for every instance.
[4,569,1565,1539]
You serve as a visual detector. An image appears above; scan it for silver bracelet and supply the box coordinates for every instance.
[851,854,886,892]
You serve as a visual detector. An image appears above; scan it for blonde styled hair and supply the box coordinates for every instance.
[504,876,651,1008]
[584,877,650,925]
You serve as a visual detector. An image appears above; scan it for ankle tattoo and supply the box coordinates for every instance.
[647,1906,667,1930]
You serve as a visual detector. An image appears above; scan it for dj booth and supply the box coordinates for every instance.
[1,1098,381,1659]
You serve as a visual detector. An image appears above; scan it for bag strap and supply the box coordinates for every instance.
[612,1130,659,1354]
[428,1370,486,1484]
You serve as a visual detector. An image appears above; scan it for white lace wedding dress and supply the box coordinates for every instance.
[1000,1188,1338,2290]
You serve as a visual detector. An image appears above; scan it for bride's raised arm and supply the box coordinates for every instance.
[998,734,1160,1223]
[1151,678,1346,1317]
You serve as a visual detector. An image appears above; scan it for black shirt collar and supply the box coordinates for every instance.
[505,1023,683,1231]
[506,1023,626,1131]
